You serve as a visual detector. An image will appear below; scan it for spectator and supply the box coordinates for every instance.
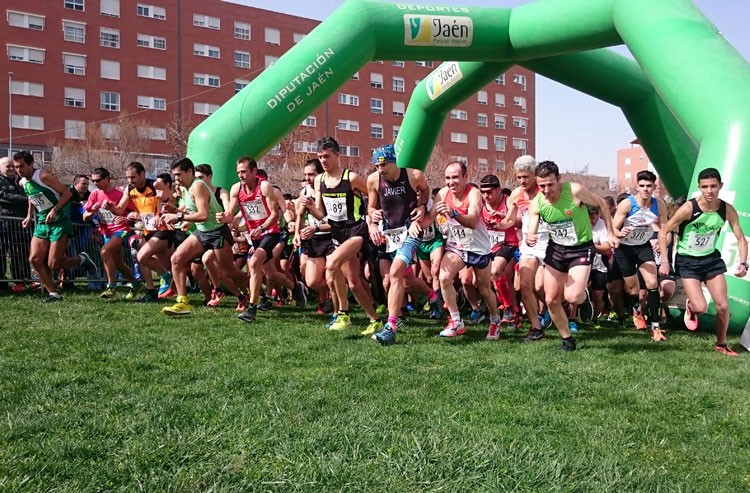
[0,156,31,291]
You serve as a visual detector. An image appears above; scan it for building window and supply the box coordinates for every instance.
[495,93,505,107]
[139,127,166,140]
[512,138,528,150]
[193,102,219,115]
[234,21,250,40]
[100,91,120,111]
[392,101,405,117]
[11,114,44,130]
[495,74,505,85]
[7,11,45,30]
[264,27,280,45]
[495,159,506,171]
[451,156,467,164]
[393,61,405,68]
[393,125,400,140]
[7,45,45,64]
[370,98,383,114]
[513,74,527,91]
[137,4,166,20]
[477,91,488,105]
[415,61,433,68]
[194,43,220,59]
[137,34,166,50]
[298,116,315,127]
[478,158,488,173]
[100,0,119,17]
[234,79,249,94]
[624,172,632,180]
[624,158,631,165]
[337,119,359,132]
[370,73,383,89]
[451,132,468,144]
[494,136,506,152]
[294,141,317,153]
[137,95,166,110]
[392,77,405,93]
[477,135,488,150]
[64,87,85,108]
[193,73,220,87]
[63,21,86,43]
[513,117,528,135]
[63,53,86,75]
[65,120,85,139]
[351,72,359,80]
[264,56,278,68]
[513,96,527,113]
[341,146,359,157]
[477,113,488,127]
[100,28,120,48]
[234,51,250,69]
[100,123,117,139]
[10,80,44,97]
[494,114,506,129]
[138,65,166,80]
[450,109,467,121]
[100,59,120,80]
[293,33,306,43]
[193,14,220,29]
[370,124,383,139]
[338,93,359,106]
[64,0,84,11]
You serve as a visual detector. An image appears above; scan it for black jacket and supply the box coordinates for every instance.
[0,173,27,218]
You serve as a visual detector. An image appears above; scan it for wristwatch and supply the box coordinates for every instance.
[176,212,184,222]
[451,209,459,219]
[741,261,749,269]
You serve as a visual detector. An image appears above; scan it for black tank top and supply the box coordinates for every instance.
[320,168,363,227]
[379,168,417,229]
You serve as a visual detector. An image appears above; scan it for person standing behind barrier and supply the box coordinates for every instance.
[0,156,31,291]
[13,151,97,302]
[83,167,143,300]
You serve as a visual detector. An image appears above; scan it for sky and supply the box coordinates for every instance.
[229,0,750,177]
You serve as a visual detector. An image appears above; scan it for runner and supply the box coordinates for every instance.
[14,151,96,301]
[419,161,500,338]
[366,144,434,345]
[417,188,446,319]
[612,170,669,341]
[658,167,747,356]
[82,167,142,299]
[525,161,619,351]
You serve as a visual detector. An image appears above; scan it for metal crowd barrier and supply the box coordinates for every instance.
[0,215,136,289]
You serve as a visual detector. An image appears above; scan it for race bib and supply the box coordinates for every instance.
[489,230,505,247]
[98,208,116,225]
[383,226,408,253]
[625,226,650,244]
[548,221,577,246]
[29,192,54,212]
[448,224,473,248]
[141,212,157,231]
[687,231,716,254]
[422,223,436,242]
[323,196,348,222]
[241,199,268,222]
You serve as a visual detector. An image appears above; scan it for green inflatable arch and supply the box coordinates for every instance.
[186,0,750,334]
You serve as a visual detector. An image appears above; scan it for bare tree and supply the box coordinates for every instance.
[166,112,195,160]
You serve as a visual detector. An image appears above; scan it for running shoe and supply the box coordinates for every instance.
[486,320,501,341]
[440,318,467,337]
[714,343,738,357]
[79,252,97,274]
[158,285,176,299]
[578,289,594,323]
[607,310,618,323]
[235,295,248,312]
[568,320,579,334]
[206,288,225,307]
[522,328,545,342]
[469,309,486,325]
[325,313,338,329]
[292,281,308,307]
[429,305,445,320]
[651,325,667,342]
[11,282,25,293]
[376,304,387,316]
[561,337,577,352]
[374,324,397,345]
[501,307,516,324]
[258,297,274,311]
[137,290,159,303]
[100,287,117,299]
[632,307,648,330]
[362,318,383,336]
[321,298,334,314]
[329,313,352,331]
[157,272,173,297]
[237,304,257,323]
[684,300,699,331]
[125,281,145,301]
[162,296,191,316]
[42,293,63,303]
[540,310,553,329]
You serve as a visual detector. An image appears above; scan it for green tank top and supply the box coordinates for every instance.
[535,181,592,246]
[676,198,726,257]
[21,169,69,223]
[181,179,223,232]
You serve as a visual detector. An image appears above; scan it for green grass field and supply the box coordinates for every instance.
[1,290,749,492]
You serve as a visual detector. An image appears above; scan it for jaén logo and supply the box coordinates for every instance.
[404,15,473,47]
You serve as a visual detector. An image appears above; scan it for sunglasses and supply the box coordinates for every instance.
[92,177,107,183]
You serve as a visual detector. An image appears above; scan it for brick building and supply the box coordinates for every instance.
[1,0,534,179]
[616,139,667,197]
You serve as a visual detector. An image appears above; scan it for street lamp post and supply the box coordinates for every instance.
[8,71,13,158]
